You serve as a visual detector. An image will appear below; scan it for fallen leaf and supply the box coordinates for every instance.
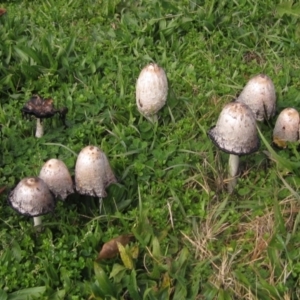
[0,186,6,195]
[96,234,133,260]
[0,8,7,16]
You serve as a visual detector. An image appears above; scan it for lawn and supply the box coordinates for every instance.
[0,0,300,299]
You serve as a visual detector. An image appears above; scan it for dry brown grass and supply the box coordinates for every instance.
[183,194,300,299]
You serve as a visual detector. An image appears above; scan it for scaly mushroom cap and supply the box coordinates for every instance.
[207,102,260,155]
[21,95,57,119]
[273,108,300,148]
[39,158,74,200]
[236,74,276,121]
[8,177,55,217]
[75,145,117,198]
[136,63,168,116]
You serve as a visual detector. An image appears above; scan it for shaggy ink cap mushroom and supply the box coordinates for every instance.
[207,102,260,193]
[21,95,68,138]
[236,74,276,121]
[8,177,55,226]
[273,108,300,148]
[208,102,260,156]
[75,145,117,198]
[136,63,168,121]
[39,158,74,200]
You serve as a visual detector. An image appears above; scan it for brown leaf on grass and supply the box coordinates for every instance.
[0,186,6,195]
[0,8,7,16]
[96,234,133,260]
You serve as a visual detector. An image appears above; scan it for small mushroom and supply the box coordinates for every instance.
[8,177,55,227]
[207,102,260,192]
[75,145,117,210]
[273,108,300,148]
[39,158,74,200]
[21,95,68,138]
[136,63,168,122]
[236,74,276,121]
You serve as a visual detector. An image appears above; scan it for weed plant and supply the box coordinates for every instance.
[0,0,300,299]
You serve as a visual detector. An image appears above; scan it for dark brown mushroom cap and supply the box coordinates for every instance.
[207,102,260,156]
[21,95,57,119]
[8,177,55,217]
[39,159,74,200]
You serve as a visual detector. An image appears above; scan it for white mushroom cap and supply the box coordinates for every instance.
[136,63,168,117]
[207,102,260,155]
[236,74,276,121]
[273,108,300,148]
[39,158,74,200]
[75,145,117,198]
[8,177,55,216]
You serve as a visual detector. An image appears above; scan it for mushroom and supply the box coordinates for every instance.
[8,177,55,227]
[207,102,260,192]
[75,145,117,210]
[21,95,68,138]
[136,63,168,122]
[236,74,276,121]
[273,108,300,148]
[39,158,74,200]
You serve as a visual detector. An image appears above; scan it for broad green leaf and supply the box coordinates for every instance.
[130,244,139,259]
[109,263,126,283]
[151,236,161,258]
[276,1,300,17]
[8,287,46,300]
[117,242,133,270]
[65,36,76,57]
[0,290,8,300]
[127,269,140,300]
[94,262,116,297]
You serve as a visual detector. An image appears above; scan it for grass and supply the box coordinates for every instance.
[1,0,300,299]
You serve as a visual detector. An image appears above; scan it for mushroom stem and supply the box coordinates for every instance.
[228,154,239,193]
[33,216,42,227]
[35,118,44,138]
[146,114,158,123]
[99,197,103,213]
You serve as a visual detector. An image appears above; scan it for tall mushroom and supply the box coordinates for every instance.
[236,74,276,121]
[207,102,260,192]
[21,95,68,138]
[39,158,74,200]
[136,63,168,122]
[75,145,117,211]
[273,108,300,148]
[8,177,55,227]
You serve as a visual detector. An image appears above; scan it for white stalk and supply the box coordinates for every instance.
[35,118,44,138]
[99,197,103,214]
[146,114,158,123]
[228,154,239,193]
[33,216,42,227]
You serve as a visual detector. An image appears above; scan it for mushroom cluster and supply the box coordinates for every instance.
[8,145,117,227]
[208,74,276,192]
